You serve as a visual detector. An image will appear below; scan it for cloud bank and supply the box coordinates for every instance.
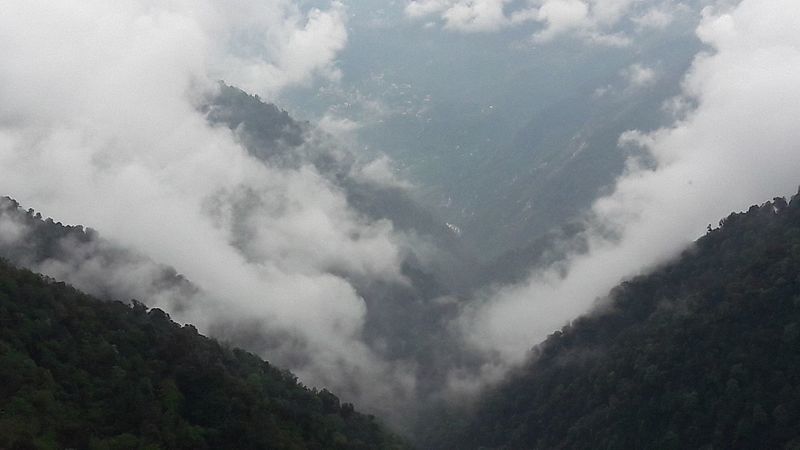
[0,0,422,422]
[215,0,348,96]
[458,0,800,375]
[4,0,798,435]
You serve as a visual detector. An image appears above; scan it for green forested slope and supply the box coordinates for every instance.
[0,260,407,450]
[435,193,800,449]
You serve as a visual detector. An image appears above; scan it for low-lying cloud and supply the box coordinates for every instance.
[0,0,421,424]
[215,0,348,97]
[2,0,799,437]
[458,0,800,375]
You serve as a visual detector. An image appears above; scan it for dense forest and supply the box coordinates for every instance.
[0,259,407,450]
[426,192,800,449]
[6,185,800,449]
[5,189,800,449]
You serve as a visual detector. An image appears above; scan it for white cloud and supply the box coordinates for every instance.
[0,213,26,245]
[592,0,640,26]
[406,0,512,32]
[531,0,642,44]
[318,113,362,138]
[0,0,415,419]
[352,155,414,190]
[405,0,701,46]
[632,5,676,29]
[533,0,590,41]
[216,0,348,97]
[442,0,512,31]
[622,62,659,88]
[406,0,453,17]
[459,0,800,372]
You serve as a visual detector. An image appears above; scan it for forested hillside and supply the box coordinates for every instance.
[0,196,197,295]
[431,193,800,449]
[0,260,407,450]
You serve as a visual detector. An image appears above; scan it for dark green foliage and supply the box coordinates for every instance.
[202,82,306,161]
[0,197,97,265]
[0,197,198,306]
[435,193,800,449]
[0,260,407,450]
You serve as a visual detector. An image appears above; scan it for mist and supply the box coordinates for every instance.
[0,0,428,425]
[458,0,800,378]
[1,0,800,438]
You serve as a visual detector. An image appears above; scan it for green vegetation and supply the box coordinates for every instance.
[5,185,800,449]
[431,193,800,449]
[0,260,407,450]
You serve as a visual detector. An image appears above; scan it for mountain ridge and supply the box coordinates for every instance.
[423,192,800,449]
[0,257,408,449]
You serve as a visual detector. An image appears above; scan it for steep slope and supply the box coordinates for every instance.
[432,193,800,449]
[0,259,407,450]
[1,78,491,426]
[0,196,472,410]
[204,83,478,282]
[0,197,199,309]
[202,83,307,163]
[459,34,697,258]
[334,10,703,261]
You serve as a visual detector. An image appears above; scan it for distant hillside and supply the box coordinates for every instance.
[203,83,307,163]
[0,188,480,427]
[0,260,408,449]
[0,197,199,308]
[429,192,800,449]
[204,83,479,288]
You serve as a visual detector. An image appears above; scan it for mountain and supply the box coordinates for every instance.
[0,258,407,450]
[0,83,494,431]
[0,195,473,408]
[297,3,704,261]
[0,77,491,427]
[427,192,800,449]
[0,197,200,310]
[202,86,498,409]
[204,83,479,285]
